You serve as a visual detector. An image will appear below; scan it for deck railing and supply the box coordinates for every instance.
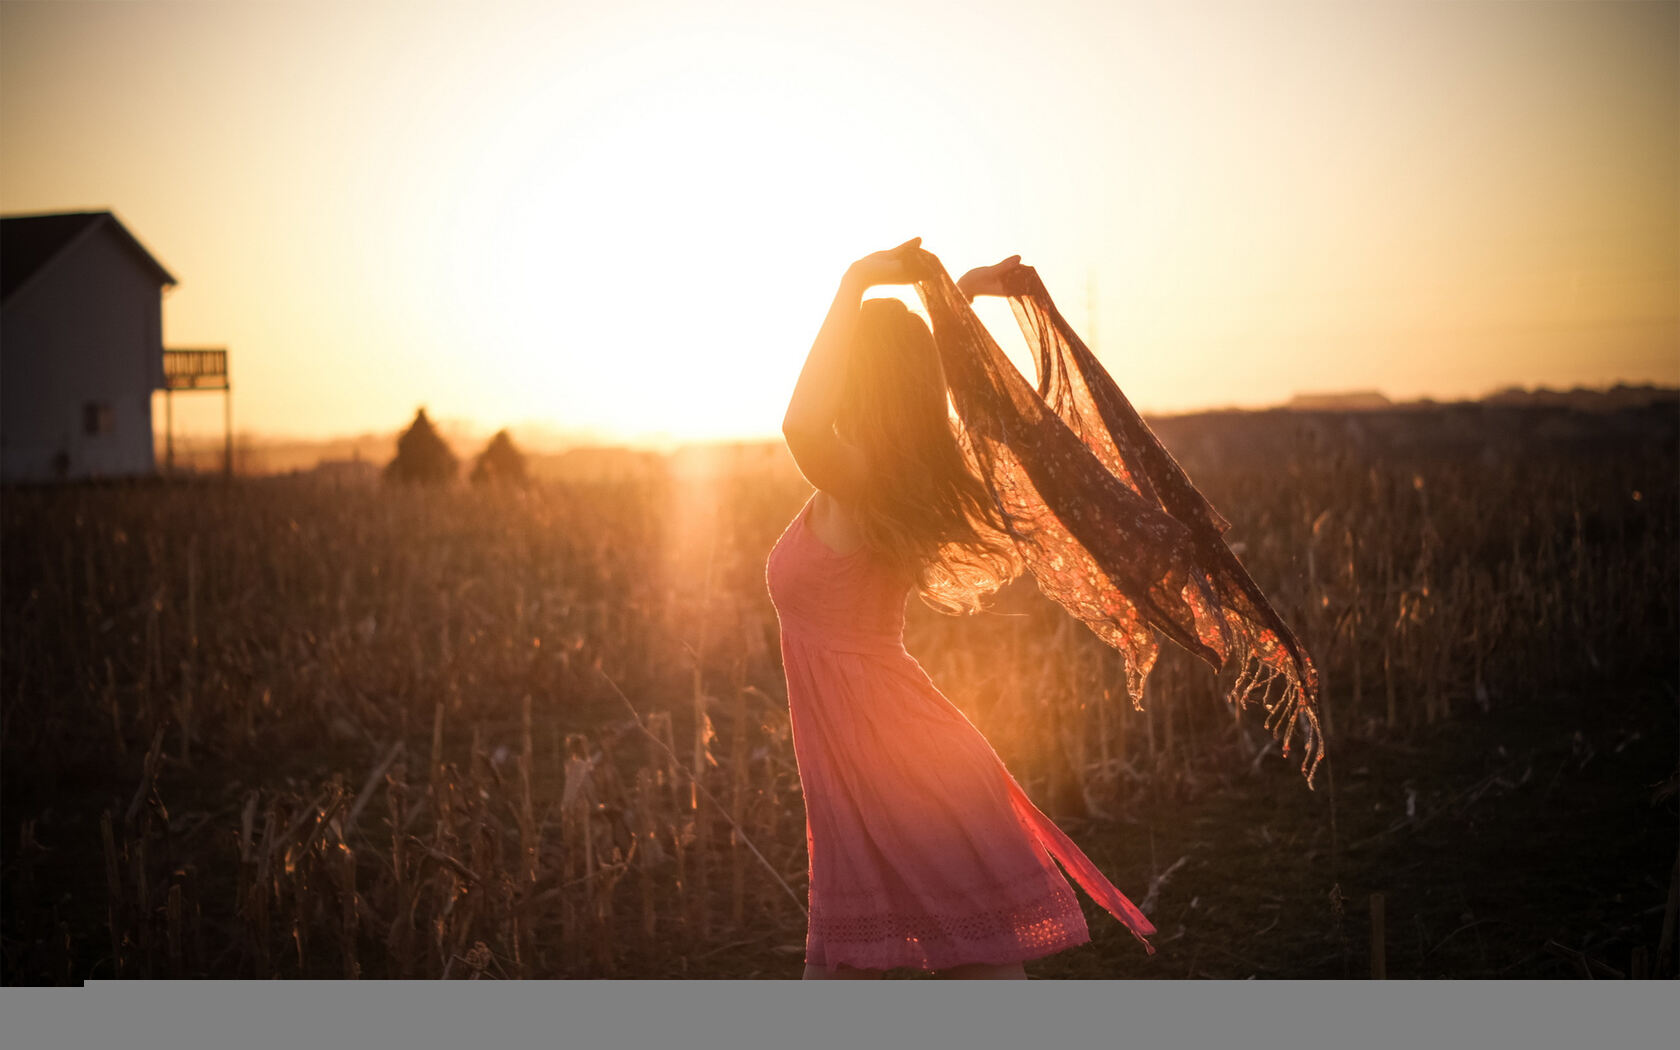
[162,348,229,390]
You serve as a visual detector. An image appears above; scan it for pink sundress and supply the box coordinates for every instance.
[765,494,1156,972]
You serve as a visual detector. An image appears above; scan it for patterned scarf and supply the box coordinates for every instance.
[909,252,1325,786]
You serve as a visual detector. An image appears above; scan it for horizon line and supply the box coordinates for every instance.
[159,380,1680,454]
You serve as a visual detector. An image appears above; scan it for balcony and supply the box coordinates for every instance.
[161,348,229,391]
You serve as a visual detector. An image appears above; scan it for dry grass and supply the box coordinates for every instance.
[2,402,1675,980]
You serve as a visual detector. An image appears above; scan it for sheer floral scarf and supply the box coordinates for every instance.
[909,251,1325,786]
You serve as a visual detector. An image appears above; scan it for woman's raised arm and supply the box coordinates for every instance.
[781,238,921,500]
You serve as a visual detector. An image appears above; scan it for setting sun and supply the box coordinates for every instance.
[432,47,923,441]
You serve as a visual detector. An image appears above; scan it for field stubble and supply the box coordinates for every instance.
[2,404,1676,981]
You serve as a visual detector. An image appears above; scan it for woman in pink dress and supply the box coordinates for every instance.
[767,239,1158,979]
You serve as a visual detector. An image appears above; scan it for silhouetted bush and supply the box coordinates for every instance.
[470,429,529,487]
[384,407,458,485]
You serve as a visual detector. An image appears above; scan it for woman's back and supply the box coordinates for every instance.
[766,494,912,658]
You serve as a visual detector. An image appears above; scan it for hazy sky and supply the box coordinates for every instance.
[2,0,1675,444]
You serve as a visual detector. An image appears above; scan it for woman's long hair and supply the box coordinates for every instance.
[835,298,1022,613]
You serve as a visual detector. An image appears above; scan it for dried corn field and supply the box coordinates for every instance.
[3,403,1677,982]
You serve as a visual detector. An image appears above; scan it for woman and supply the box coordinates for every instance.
[767,239,1158,979]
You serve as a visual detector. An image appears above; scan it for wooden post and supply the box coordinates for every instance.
[223,383,234,478]
[164,388,174,476]
[1369,892,1387,979]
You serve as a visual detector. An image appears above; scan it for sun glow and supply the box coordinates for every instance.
[427,28,984,444]
[3,1,1671,448]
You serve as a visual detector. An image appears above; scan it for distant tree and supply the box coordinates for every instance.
[385,408,458,484]
[470,429,529,487]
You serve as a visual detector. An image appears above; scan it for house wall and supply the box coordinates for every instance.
[1,223,165,481]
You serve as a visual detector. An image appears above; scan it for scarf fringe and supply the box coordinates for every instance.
[911,250,1326,789]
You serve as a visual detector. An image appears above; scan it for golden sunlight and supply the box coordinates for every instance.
[2,1,1676,991]
[2,0,1671,446]
[428,32,956,442]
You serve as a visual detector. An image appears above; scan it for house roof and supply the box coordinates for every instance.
[1,210,177,304]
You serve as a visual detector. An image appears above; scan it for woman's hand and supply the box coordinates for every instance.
[847,237,924,288]
[957,255,1024,301]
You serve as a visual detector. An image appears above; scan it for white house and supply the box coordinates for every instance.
[1,210,176,481]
